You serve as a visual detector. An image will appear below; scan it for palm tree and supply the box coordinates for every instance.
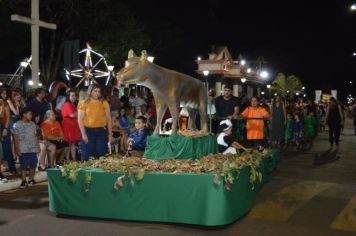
[271,73,303,98]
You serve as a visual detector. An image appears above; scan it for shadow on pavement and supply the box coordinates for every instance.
[0,185,48,210]
[313,149,340,166]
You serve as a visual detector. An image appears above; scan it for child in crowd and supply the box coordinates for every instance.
[111,109,130,153]
[12,107,39,189]
[292,113,304,148]
[304,110,316,141]
[34,113,51,171]
[319,106,326,132]
[217,119,250,154]
[117,108,131,134]
[313,110,319,137]
[137,104,156,131]
[126,106,136,131]
[127,116,149,153]
[111,111,120,153]
[285,113,293,145]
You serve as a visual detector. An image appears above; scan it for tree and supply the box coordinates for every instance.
[40,0,151,87]
[0,0,151,87]
[271,72,303,98]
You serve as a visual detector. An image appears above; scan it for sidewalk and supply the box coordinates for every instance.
[0,171,48,192]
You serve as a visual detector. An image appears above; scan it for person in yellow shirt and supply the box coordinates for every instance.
[78,85,113,160]
[240,96,269,148]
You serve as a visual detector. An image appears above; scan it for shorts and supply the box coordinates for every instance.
[20,153,38,170]
[49,140,69,150]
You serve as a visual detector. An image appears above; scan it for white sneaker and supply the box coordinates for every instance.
[0,178,8,183]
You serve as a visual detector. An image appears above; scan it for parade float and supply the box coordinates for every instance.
[47,50,280,226]
[48,150,279,226]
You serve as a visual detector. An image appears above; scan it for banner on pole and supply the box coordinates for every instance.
[315,90,322,103]
[331,90,337,99]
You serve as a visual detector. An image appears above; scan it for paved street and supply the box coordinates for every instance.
[0,120,356,236]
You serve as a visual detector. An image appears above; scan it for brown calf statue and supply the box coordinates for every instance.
[117,49,207,135]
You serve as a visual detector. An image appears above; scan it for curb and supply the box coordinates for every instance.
[0,171,48,192]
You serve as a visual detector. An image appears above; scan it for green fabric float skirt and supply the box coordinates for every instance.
[47,150,279,226]
[144,135,219,161]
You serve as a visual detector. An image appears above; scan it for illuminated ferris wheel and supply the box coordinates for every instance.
[65,43,114,88]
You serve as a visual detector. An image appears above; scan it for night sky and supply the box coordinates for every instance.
[1,0,356,100]
[126,0,356,100]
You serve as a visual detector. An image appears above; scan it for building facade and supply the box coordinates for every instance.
[196,46,267,98]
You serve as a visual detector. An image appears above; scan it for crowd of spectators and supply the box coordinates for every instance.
[0,82,353,188]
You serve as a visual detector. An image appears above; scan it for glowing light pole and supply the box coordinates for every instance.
[203,70,210,93]
[147,56,155,63]
[203,70,211,132]
[266,84,271,99]
[260,71,269,79]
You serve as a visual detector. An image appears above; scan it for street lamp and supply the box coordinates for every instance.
[107,65,114,71]
[350,81,353,84]
[203,70,211,132]
[260,70,269,79]
[266,84,271,99]
[203,70,209,94]
[21,61,29,68]
[147,56,155,63]
[240,60,246,66]
[28,80,34,86]
[241,78,247,83]
[351,4,356,10]
[302,86,305,90]
[247,68,251,73]
[197,56,201,61]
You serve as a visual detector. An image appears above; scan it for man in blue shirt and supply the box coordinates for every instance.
[27,88,50,124]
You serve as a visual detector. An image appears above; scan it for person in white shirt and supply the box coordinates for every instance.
[134,90,147,114]
[217,119,249,154]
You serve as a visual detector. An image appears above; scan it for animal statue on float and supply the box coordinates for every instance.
[117,50,207,135]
